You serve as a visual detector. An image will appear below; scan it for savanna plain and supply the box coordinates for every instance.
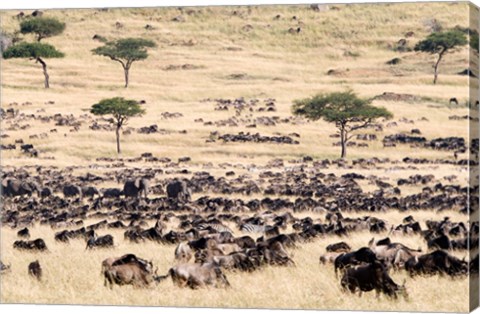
[0,3,479,313]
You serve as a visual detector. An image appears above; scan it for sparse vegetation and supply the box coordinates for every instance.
[90,97,145,154]
[20,17,66,42]
[3,42,64,88]
[292,91,393,158]
[92,38,156,88]
[414,29,468,84]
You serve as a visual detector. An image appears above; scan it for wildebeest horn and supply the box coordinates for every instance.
[154,267,158,275]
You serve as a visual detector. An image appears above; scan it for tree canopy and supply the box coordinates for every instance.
[414,29,467,53]
[91,97,146,118]
[3,42,64,59]
[3,42,64,88]
[92,38,157,87]
[292,91,393,158]
[414,29,468,84]
[20,17,66,42]
[90,97,146,154]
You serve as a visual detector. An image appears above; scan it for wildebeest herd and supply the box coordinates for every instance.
[1,150,478,301]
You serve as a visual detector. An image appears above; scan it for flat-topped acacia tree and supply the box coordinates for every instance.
[3,16,65,88]
[20,17,66,42]
[292,91,393,159]
[415,29,468,84]
[90,97,145,154]
[92,38,156,88]
[3,42,64,88]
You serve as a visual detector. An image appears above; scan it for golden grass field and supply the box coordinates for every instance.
[0,2,478,313]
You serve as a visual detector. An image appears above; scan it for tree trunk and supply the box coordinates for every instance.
[37,57,49,88]
[124,67,129,88]
[433,51,445,85]
[115,126,121,154]
[340,127,347,159]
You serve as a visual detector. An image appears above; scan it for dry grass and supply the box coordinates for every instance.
[0,3,476,165]
[0,210,471,312]
[0,2,477,313]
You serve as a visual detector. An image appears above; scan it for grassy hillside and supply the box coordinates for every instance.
[0,3,476,166]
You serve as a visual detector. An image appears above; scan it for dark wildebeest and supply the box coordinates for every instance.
[82,186,100,199]
[102,254,154,288]
[17,227,30,239]
[13,239,48,251]
[123,178,149,199]
[157,263,230,289]
[63,184,82,199]
[405,250,468,277]
[449,97,459,105]
[40,187,52,198]
[326,242,351,253]
[2,178,40,197]
[334,247,377,275]
[166,180,191,202]
[427,234,452,250]
[341,260,407,299]
[86,234,114,249]
[102,188,123,198]
[28,260,42,280]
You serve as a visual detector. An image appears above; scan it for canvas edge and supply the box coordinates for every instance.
[469,1,480,313]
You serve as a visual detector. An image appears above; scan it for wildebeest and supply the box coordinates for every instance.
[369,237,422,267]
[0,261,11,273]
[158,262,230,289]
[28,260,42,280]
[174,242,193,263]
[334,247,377,275]
[13,239,48,251]
[166,180,191,202]
[102,188,123,198]
[86,234,114,249]
[2,178,40,197]
[212,252,257,272]
[82,186,100,199]
[405,250,468,277]
[326,241,351,253]
[17,227,30,239]
[341,260,407,299]
[123,178,149,199]
[40,187,52,198]
[449,97,459,105]
[63,184,82,199]
[102,254,154,288]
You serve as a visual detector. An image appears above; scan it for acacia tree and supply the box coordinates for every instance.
[90,97,145,154]
[20,17,66,42]
[3,42,64,88]
[414,29,468,84]
[92,38,156,88]
[292,91,393,159]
